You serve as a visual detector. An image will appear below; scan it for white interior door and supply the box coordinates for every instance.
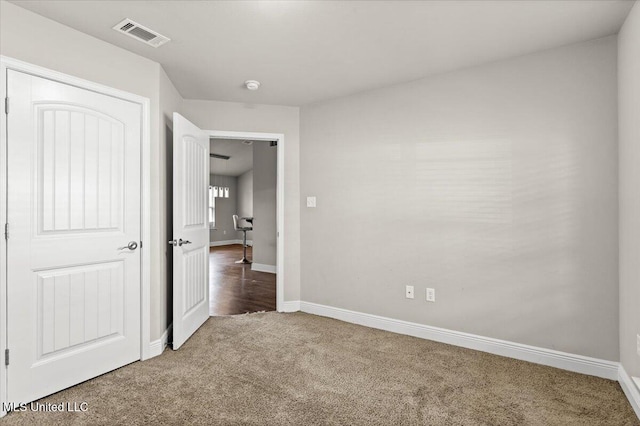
[171,113,210,350]
[6,70,142,403]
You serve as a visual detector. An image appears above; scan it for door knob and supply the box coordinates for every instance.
[118,241,138,251]
[168,239,192,247]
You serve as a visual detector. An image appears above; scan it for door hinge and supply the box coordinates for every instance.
[4,97,8,114]
[4,223,8,240]
[5,349,9,366]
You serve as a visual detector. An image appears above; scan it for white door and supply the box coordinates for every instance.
[171,113,210,350]
[6,70,142,404]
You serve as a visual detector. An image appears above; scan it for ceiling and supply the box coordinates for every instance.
[210,138,255,177]
[9,1,635,106]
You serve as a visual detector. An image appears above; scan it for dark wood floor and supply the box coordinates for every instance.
[209,244,276,316]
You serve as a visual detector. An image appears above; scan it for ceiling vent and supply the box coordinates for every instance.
[112,19,170,48]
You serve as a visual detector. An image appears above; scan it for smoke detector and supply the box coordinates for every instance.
[113,19,170,48]
[245,80,261,91]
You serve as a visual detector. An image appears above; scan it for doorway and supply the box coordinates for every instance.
[170,118,285,349]
[208,137,278,315]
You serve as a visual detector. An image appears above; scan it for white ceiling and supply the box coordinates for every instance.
[9,0,634,106]
[210,138,255,177]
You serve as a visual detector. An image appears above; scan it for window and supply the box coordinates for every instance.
[208,186,216,229]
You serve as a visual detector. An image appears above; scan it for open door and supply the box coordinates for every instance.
[171,113,210,349]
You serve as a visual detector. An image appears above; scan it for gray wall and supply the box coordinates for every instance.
[619,1,640,378]
[300,36,619,361]
[180,100,300,301]
[253,143,277,267]
[209,175,239,242]
[238,170,254,241]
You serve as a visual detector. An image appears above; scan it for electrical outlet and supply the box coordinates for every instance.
[637,334,640,356]
[223,230,226,235]
[405,285,414,299]
[426,288,435,302]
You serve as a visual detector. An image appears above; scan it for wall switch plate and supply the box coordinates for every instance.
[426,288,435,302]
[405,285,414,299]
[637,334,640,356]
[306,196,317,208]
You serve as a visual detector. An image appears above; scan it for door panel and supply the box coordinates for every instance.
[182,246,208,315]
[36,261,124,360]
[7,70,141,404]
[172,113,209,350]
[37,106,125,233]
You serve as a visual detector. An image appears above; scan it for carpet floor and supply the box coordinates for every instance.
[3,312,639,425]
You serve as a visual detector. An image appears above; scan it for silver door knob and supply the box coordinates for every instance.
[168,239,192,247]
[118,241,138,251]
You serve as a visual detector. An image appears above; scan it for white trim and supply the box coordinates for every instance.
[209,239,252,247]
[139,81,152,362]
[0,59,8,420]
[299,302,619,380]
[207,130,285,312]
[0,57,152,412]
[148,324,173,359]
[251,263,276,274]
[619,366,640,419]
[281,300,301,313]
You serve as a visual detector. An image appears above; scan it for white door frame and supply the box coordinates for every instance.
[208,130,285,312]
[0,56,152,416]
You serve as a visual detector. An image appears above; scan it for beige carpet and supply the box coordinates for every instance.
[3,312,638,425]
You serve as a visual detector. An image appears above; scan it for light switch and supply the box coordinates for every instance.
[306,196,317,208]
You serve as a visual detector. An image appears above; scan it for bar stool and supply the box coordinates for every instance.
[233,215,253,264]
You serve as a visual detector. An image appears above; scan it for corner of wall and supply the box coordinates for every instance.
[618,0,640,381]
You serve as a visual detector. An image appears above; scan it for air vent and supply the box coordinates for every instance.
[112,19,170,48]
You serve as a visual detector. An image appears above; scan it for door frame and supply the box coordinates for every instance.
[0,56,152,415]
[208,130,285,312]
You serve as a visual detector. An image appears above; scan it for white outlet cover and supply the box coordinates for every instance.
[426,288,435,302]
[405,285,414,299]
[306,196,317,208]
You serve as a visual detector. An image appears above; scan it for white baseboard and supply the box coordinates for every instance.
[281,300,300,312]
[252,263,276,274]
[299,301,619,381]
[619,365,640,419]
[147,324,172,359]
[210,239,240,247]
[209,239,252,247]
